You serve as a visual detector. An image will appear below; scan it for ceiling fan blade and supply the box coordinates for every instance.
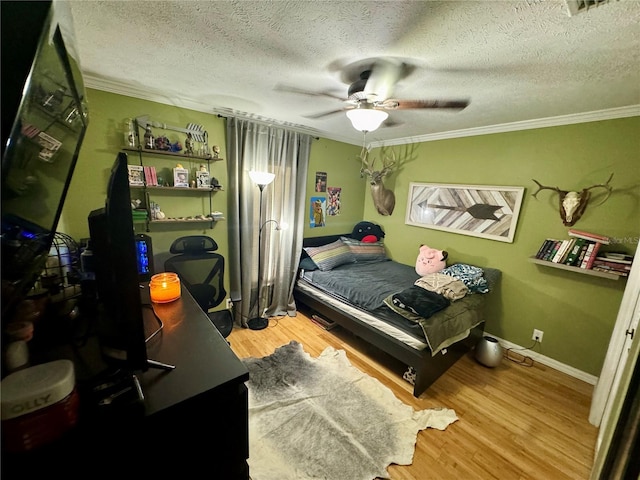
[382,117,404,128]
[274,83,344,101]
[377,99,470,110]
[303,108,349,119]
[364,60,405,101]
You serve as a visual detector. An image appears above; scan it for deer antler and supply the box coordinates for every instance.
[378,149,396,178]
[359,146,372,177]
[531,179,563,199]
[583,173,614,206]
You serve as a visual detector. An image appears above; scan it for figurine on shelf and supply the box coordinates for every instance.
[197,165,210,189]
[154,135,172,151]
[212,145,220,159]
[144,125,154,149]
[124,118,137,147]
[185,133,194,155]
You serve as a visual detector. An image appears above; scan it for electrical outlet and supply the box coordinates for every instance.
[226,298,233,309]
[532,328,544,343]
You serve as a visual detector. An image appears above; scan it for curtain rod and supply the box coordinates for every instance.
[214,111,320,140]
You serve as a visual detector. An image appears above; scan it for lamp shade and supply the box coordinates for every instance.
[249,170,275,187]
[346,108,389,132]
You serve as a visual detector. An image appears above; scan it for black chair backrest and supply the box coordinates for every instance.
[165,236,226,311]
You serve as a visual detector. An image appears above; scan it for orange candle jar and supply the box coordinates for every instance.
[149,272,181,303]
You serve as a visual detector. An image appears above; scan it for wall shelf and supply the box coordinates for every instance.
[528,256,623,280]
[149,218,224,224]
[131,185,223,193]
[122,135,224,232]
[122,146,223,162]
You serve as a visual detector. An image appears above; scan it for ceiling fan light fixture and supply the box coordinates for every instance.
[346,108,388,132]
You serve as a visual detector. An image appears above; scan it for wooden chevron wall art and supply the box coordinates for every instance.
[405,182,525,243]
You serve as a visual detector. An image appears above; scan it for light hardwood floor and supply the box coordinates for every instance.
[228,310,599,480]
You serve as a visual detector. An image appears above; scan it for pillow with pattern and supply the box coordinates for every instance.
[299,256,319,271]
[303,239,355,271]
[340,236,388,263]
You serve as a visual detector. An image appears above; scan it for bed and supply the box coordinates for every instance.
[293,233,501,397]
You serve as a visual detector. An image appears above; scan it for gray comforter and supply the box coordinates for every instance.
[300,260,500,354]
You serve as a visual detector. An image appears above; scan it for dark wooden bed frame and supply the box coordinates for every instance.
[294,234,486,398]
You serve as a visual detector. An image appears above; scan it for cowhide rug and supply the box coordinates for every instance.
[242,340,457,480]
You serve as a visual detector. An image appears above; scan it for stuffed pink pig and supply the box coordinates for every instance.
[415,245,448,276]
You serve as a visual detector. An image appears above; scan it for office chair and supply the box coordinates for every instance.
[164,235,232,337]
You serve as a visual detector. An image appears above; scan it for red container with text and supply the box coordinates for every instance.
[1,359,79,452]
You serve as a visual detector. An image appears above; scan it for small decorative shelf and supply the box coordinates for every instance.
[123,122,223,232]
[131,185,223,193]
[122,146,223,162]
[149,218,224,225]
[528,257,623,280]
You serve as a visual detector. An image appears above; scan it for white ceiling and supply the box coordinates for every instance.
[68,0,640,146]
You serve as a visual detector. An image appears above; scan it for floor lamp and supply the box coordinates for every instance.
[247,170,276,330]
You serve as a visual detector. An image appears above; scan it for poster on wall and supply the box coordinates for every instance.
[327,187,341,216]
[315,172,327,192]
[309,196,326,228]
[405,182,525,243]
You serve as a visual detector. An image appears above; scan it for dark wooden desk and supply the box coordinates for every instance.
[2,286,250,479]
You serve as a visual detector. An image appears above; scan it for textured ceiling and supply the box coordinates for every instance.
[68,0,640,146]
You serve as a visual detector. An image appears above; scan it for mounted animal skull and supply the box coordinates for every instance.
[359,146,396,216]
[531,174,614,226]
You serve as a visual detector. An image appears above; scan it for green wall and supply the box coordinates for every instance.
[61,88,639,376]
[60,89,231,301]
[360,118,640,376]
[303,138,364,237]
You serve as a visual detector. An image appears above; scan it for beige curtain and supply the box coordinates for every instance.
[226,117,312,327]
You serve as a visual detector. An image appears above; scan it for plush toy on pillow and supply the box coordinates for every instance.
[352,221,385,243]
[415,245,449,276]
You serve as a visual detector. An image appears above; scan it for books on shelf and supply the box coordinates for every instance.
[563,238,590,266]
[533,231,634,278]
[591,261,631,276]
[568,229,610,245]
[143,165,158,186]
[532,234,628,271]
[535,238,554,259]
[600,252,634,264]
[580,241,601,269]
[551,239,573,263]
[593,256,633,270]
[545,240,562,261]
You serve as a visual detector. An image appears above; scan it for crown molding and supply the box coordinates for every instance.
[84,74,220,116]
[85,75,639,148]
[369,105,640,148]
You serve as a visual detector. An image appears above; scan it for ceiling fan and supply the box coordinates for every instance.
[276,59,470,132]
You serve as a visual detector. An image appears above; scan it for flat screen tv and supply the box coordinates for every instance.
[88,153,149,371]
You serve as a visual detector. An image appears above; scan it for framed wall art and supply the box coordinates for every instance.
[405,182,525,243]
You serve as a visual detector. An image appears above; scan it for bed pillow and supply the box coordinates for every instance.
[299,256,319,271]
[340,236,387,263]
[303,239,355,271]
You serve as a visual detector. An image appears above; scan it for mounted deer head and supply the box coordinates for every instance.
[359,146,396,216]
[531,174,614,226]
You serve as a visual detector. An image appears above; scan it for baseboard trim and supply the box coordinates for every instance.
[486,333,598,385]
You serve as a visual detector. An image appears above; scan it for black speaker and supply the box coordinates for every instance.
[135,234,153,281]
